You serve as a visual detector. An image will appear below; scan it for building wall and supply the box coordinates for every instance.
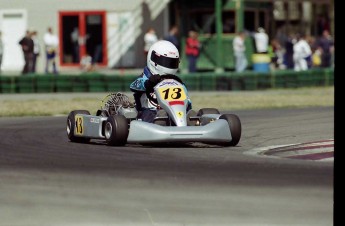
[0,0,170,73]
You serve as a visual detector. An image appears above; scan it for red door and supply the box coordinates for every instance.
[59,11,107,67]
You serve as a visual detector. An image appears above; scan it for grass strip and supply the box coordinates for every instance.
[0,86,334,117]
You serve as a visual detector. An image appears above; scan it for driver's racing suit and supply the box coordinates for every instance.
[129,66,192,123]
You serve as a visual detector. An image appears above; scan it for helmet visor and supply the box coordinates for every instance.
[151,51,179,69]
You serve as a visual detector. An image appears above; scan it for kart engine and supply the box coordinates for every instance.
[101,92,138,119]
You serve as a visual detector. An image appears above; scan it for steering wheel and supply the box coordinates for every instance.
[145,89,158,104]
[145,74,184,104]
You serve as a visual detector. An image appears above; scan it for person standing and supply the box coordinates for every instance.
[0,31,3,73]
[19,30,34,74]
[293,33,312,71]
[31,30,40,73]
[70,27,79,63]
[254,27,269,54]
[233,31,248,72]
[185,30,201,73]
[144,27,158,57]
[284,34,295,69]
[164,25,179,51]
[317,30,334,68]
[43,27,59,74]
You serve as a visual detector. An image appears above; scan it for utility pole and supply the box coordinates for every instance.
[235,0,244,33]
[215,0,224,73]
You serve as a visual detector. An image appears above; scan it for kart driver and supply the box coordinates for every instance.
[130,40,192,123]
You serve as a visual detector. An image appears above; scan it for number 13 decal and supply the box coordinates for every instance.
[158,87,186,101]
[75,116,83,135]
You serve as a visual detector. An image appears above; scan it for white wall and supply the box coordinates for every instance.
[107,5,143,68]
[0,0,171,72]
[0,9,27,72]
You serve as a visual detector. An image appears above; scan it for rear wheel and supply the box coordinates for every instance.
[104,115,129,146]
[66,110,91,143]
[219,114,241,146]
[197,108,220,116]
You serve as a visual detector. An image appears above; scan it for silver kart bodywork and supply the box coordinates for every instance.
[72,113,232,143]
[67,78,241,146]
[127,118,231,143]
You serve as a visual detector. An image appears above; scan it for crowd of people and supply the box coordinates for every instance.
[17,27,59,75]
[0,27,58,75]
[269,29,334,72]
[233,27,334,73]
[0,24,334,75]
[145,25,334,74]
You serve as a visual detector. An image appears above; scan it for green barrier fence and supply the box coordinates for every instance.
[0,76,16,93]
[104,76,124,92]
[36,75,55,93]
[56,75,74,92]
[0,68,334,93]
[16,75,36,93]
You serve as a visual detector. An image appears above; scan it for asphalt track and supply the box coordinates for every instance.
[0,107,333,226]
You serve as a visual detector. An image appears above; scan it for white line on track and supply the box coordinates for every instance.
[245,139,334,162]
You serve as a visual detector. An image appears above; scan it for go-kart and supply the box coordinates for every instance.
[66,76,241,146]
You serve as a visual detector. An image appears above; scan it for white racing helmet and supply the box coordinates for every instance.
[147,40,180,75]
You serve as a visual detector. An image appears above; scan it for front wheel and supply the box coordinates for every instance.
[104,115,129,146]
[66,110,91,143]
[219,114,241,146]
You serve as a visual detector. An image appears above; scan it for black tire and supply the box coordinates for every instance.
[66,110,91,143]
[219,114,241,146]
[96,109,109,117]
[104,115,129,146]
[197,108,220,116]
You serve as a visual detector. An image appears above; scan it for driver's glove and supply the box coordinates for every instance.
[144,74,161,92]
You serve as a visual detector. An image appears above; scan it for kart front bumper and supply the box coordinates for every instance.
[127,119,232,143]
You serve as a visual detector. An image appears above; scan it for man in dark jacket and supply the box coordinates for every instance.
[19,30,34,74]
[317,30,334,68]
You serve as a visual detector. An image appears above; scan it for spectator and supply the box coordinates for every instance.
[305,35,316,69]
[164,25,179,51]
[43,27,59,74]
[71,27,79,63]
[293,33,312,71]
[144,27,158,57]
[80,53,94,72]
[31,30,40,73]
[269,39,285,70]
[233,31,248,72]
[19,30,34,75]
[312,47,322,68]
[254,27,269,54]
[284,34,294,69]
[317,30,334,68]
[0,31,3,73]
[185,30,201,73]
